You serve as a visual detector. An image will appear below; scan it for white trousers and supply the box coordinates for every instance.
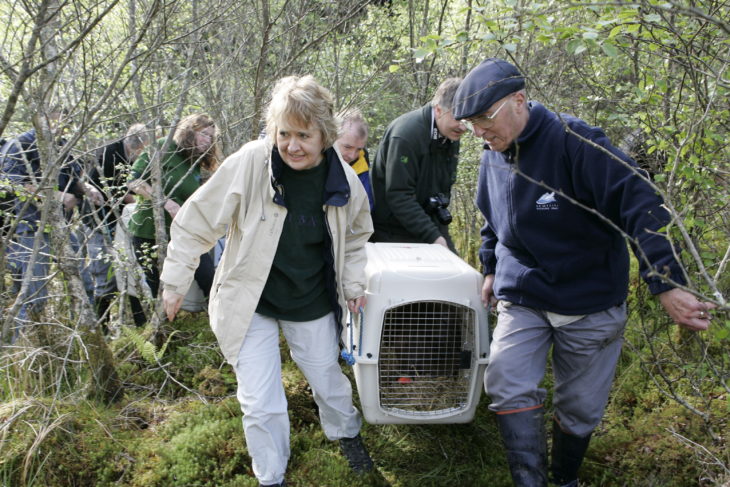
[234,312,362,485]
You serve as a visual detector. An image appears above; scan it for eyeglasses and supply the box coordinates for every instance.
[463,98,510,132]
[196,129,216,140]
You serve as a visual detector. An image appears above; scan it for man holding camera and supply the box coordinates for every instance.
[370,78,466,252]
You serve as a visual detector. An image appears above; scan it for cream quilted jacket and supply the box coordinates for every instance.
[160,139,373,366]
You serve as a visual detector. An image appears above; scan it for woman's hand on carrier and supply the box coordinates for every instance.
[162,288,185,321]
[347,295,367,314]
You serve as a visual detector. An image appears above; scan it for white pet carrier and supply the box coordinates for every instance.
[342,242,489,424]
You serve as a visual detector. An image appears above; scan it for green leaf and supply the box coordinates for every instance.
[418,38,437,51]
[388,64,400,73]
[608,25,623,38]
[601,42,618,57]
[413,48,430,62]
[503,43,517,52]
[567,39,586,55]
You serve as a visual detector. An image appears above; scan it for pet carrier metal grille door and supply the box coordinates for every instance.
[379,301,476,415]
[344,243,489,424]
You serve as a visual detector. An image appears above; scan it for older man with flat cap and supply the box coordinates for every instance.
[452,58,714,487]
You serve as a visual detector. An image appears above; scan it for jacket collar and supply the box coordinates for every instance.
[515,101,545,145]
[269,145,351,207]
[498,101,546,162]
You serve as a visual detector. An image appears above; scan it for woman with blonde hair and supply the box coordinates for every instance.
[127,113,222,305]
[160,77,374,487]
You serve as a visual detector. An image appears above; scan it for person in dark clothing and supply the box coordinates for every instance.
[452,58,715,487]
[370,78,466,252]
[84,123,152,329]
[1,109,100,340]
[0,138,18,235]
[334,108,374,210]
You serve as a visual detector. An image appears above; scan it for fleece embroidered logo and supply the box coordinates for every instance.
[536,191,559,211]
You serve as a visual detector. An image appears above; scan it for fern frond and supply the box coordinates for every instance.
[121,327,178,365]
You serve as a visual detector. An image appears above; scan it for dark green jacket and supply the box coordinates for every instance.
[371,104,460,246]
[127,139,201,240]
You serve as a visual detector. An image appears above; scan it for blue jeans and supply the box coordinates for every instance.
[6,233,51,340]
[86,227,117,299]
[6,229,94,342]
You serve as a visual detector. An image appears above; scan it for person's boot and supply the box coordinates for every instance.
[339,433,374,473]
[259,480,286,487]
[550,419,592,487]
[496,407,548,487]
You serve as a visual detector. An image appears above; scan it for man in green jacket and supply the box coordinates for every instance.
[370,78,466,252]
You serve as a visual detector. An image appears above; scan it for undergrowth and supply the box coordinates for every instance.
[0,305,727,486]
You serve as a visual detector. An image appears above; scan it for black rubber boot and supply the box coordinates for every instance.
[550,419,592,487]
[259,480,285,487]
[496,407,548,487]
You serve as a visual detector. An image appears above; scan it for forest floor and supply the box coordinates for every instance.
[1,311,727,487]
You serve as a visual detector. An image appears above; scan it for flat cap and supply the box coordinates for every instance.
[452,58,525,119]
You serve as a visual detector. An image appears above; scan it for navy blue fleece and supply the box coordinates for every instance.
[477,102,685,315]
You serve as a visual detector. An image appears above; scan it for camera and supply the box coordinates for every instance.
[425,193,452,225]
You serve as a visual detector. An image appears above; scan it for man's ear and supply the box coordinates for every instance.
[433,104,443,119]
[512,91,527,109]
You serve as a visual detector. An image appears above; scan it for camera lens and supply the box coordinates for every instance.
[437,207,452,225]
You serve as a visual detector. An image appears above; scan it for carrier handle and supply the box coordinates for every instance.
[340,308,357,366]
[340,307,364,366]
[357,306,364,357]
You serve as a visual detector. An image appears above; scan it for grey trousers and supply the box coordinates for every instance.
[485,301,627,437]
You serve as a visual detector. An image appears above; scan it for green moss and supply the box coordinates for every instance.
[2,300,726,487]
[127,398,249,487]
[589,399,727,486]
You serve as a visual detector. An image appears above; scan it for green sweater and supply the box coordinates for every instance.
[256,158,331,321]
[371,104,460,245]
[128,139,201,240]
